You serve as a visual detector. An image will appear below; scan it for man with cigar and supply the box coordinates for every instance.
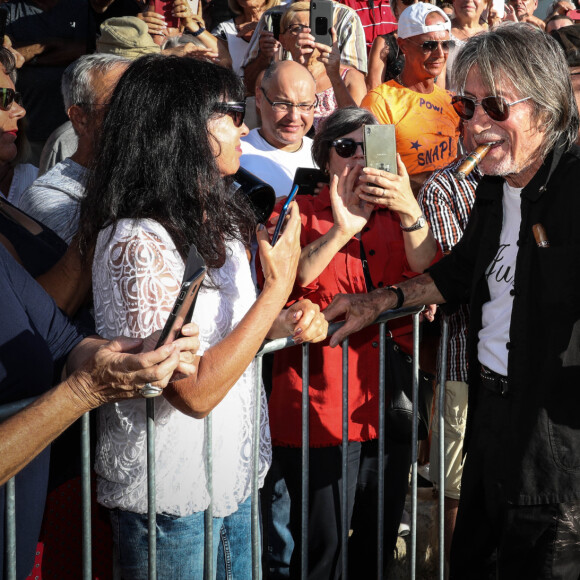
[325,22,580,578]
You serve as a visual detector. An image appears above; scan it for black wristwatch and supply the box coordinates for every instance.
[386,285,404,310]
[191,26,206,36]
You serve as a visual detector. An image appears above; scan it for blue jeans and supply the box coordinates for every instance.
[110,496,258,579]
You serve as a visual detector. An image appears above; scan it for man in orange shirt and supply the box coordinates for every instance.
[362,2,460,194]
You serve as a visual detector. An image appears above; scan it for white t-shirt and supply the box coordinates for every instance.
[478,182,521,376]
[241,129,316,200]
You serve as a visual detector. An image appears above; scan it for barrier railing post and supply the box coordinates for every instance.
[81,412,92,580]
[5,477,16,580]
[341,338,349,580]
[252,356,263,580]
[146,399,157,580]
[437,317,450,580]
[204,413,214,580]
[377,322,386,580]
[301,342,310,580]
[410,312,421,580]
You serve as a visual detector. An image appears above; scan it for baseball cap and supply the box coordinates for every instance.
[97,16,161,58]
[397,3,451,39]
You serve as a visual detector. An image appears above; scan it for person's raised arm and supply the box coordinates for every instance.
[314,28,365,107]
[366,35,387,92]
[357,154,439,273]
[324,272,445,346]
[164,204,302,417]
[0,326,200,486]
[297,164,373,286]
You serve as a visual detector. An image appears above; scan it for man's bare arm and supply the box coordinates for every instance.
[324,273,445,346]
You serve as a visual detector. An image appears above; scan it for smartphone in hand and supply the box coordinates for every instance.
[271,184,299,246]
[310,0,333,46]
[364,124,397,174]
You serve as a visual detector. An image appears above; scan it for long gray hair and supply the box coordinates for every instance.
[451,22,579,154]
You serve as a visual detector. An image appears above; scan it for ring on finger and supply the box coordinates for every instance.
[140,383,163,398]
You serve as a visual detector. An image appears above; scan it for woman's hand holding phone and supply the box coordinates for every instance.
[256,202,301,300]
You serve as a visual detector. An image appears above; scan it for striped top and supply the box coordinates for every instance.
[242,3,368,74]
[418,157,481,382]
[340,0,397,52]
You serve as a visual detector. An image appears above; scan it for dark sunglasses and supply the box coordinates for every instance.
[407,39,455,53]
[451,94,531,122]
[331,138,365,158]
[0,88,22,111]
[215,101,246,127]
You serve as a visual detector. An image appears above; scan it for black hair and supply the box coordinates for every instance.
[312,107,378,172]
[77,55,255,268]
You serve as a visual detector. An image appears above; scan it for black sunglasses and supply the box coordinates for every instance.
[451,95,531,122]
[407,39,455,53]
[215,101,246,127]
[0,88,22,111]
[331,138,365,158]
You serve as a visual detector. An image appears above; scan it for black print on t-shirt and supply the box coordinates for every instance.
[485,244,514,285]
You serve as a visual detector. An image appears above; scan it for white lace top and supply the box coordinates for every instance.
[92,219,271,517]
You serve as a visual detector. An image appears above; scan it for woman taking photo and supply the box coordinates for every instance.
[277,2,366,131]
[266,107,441,579]
[77,55,326,579]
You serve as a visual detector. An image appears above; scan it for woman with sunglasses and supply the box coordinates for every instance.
[277,2,366,131]
[77,55,327,579]
[264,107,440,579]
[362,2,460,195]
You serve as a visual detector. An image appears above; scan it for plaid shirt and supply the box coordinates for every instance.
[241,2,368,74]
[418,157,481,382]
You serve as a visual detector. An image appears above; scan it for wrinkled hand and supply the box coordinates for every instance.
[284,300,328,344]
[330,164,373,238]
[503,5,518,21]
[357,154,420,224]
[162,42,219,61]
[324,290,396,347]
[258,30,280,60]
[173,0,194,19]
[66,337,184,410]
[140,321,200,378]
[293,28,315,65]
[257,202,301,298]
[137,10,168,36]
[314,28,340,77]
[421,303,437,323]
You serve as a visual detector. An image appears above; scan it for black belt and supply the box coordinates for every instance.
[480,364,509,397]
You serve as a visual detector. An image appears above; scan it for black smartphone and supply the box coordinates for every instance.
[271,184,299,246]
[364,124,397,174]
[292,167,329,196]
[155,266,206,348]
[309,0,333,46]
[270,11,282,40]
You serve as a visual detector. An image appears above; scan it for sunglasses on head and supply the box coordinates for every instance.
[215,101,246,127]
[331,138,365,158]
[407,39,455,53]
[451,94,531,122]
[0,88,22,112]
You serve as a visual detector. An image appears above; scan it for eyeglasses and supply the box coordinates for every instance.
[451,94,531,122]
[285,23,309,35]
[215,101,246,127]
[0,88,22,111]
[331,138,365,158]
[406,39,455,53]
[260,87,317,113]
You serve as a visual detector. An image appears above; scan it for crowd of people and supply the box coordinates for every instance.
[1,0,580,579]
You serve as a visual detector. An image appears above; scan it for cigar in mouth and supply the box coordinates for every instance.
[453,143,493,180]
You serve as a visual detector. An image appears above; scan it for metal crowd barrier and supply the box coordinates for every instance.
[1,309,450,580]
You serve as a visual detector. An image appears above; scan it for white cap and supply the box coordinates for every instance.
[397,3,451,39]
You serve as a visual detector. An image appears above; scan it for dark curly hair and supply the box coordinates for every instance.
[77,55,255,268]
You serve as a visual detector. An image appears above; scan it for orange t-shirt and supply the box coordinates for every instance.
[362,80,460,176]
